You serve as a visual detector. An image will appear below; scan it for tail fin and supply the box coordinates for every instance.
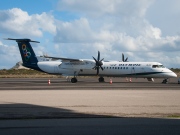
[5,38,40,70]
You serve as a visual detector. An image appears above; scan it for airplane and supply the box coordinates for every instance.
[5,38,177,83]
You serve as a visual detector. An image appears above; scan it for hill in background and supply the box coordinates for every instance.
[0,62,59,78]
[10,61,29,70]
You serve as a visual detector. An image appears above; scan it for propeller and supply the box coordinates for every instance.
[122,53,128,62]
[92,51,104,75]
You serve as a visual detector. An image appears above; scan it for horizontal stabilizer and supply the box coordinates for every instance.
[4,38,40,43]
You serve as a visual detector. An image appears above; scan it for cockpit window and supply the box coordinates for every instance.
[152,65,165,68]
[159,65,165,68]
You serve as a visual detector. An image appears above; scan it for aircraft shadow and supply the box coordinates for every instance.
[0,103,117,119]
[0,103,180,135]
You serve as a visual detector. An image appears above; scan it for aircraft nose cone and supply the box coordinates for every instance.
[169,72,177,78]
[172,72,177,77]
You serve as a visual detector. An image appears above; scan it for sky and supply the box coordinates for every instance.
[0,0,180,69]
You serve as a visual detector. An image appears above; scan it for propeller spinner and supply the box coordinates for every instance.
[92,51,104,75]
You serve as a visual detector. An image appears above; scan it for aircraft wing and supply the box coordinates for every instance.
[44,56,83,62]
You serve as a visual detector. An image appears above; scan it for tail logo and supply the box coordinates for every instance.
[22,44,31,61]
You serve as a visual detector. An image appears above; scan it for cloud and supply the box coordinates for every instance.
[54,18,94,43]
[55,0,161,43]
[57,0,154,18]
[145,0,180,36]
[0,40,20,69]
[1,0,180,69]
[0,8,56,37]
[0,8,57,68]
[54,0,180,68]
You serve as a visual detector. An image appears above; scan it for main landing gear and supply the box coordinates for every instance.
[70,71,78,83]
[99,76,105,82]
[71,77,77,83]
[162,78,168,84]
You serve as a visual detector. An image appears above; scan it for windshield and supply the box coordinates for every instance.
[152,65,165,68]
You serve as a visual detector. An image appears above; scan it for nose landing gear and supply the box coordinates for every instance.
[99,76,105,82]
[71,71,78,83]
[162,78,168,84]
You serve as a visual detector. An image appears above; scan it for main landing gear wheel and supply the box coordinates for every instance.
[162,78,168,84]
[99,77,104,82]
[71,77,77,83]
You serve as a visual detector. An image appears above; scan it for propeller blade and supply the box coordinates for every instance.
[100,58,104,62]
[125,57,128,62]
[100,66,104,71]
[92,56,97,62]
[122,53,124,62]
[97,51,100,61]
[97,67,99,75]
[92,51,104,75]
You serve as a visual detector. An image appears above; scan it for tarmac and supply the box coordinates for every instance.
[0,77,180,135]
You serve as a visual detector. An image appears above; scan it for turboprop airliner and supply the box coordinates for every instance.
[6,38,177,83]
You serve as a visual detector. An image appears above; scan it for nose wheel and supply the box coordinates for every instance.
[162,78,168,84]
[99,77,105,82]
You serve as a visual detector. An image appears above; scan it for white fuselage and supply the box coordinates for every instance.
[37,59,177,78]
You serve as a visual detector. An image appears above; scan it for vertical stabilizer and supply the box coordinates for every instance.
[5,38,40,70]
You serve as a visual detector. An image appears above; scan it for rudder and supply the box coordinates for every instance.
[5,38,40,70]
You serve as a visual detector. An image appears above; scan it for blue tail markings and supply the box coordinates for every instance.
[22,43,32,61]
[5,38,41,71]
